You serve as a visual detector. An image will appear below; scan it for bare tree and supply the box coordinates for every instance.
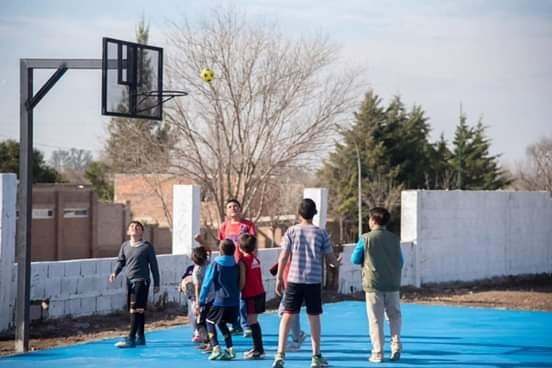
[514,137,552,193]
[50,148,93,171]
[164,7,359,221]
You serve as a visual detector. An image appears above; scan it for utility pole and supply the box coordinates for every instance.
[355,143,362,237]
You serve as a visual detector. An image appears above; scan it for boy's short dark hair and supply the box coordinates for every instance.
[239,234,257,254]
[298,198,317,220]
[128,220,144,231]
[219,239,236,256]
[191,246,208,265]
[369,207,391,226]
[225,198,241,208]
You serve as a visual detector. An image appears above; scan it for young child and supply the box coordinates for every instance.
[179,264,198,341]
[108,221,160,348]
[269,261,307,352]
[238,234,266,359]
[191,246,215,352]
[351,207,402,363]
[199,239,243,360]
[272,199,339,368]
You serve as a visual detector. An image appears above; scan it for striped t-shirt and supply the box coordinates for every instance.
[282,223,333,284]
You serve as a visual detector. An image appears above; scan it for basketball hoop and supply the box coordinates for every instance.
[135,90,188,114]
[102,37,188,121]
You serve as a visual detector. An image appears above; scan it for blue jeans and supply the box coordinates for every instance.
[232,298,249,329]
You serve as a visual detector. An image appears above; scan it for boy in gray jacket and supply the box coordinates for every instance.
[109,221,160,348]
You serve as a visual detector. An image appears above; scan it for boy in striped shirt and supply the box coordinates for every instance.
[272,199,339,368]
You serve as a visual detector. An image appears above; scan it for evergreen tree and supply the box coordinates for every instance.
[318,91,403,234]
[426,134,454,189]
[0,139,62,183]
[450,114,511,189]
[84,161,114,201]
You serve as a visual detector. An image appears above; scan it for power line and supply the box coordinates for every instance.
[0,134,103,153]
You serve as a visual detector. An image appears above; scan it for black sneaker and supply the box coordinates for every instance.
[135,335,146,346]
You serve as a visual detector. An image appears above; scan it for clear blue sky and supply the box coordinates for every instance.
[1,0,551,166]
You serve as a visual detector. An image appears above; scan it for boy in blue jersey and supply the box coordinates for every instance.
[199,239,244,360]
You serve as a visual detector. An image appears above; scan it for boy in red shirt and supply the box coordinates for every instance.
[219,199,256,261]
[239,234,266,359]
[219,199,256,336]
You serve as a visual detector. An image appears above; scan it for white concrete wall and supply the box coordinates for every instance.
[402,190,552,285]
[0,174,16,333]
[24,254,191,320]
[338,242,416,294]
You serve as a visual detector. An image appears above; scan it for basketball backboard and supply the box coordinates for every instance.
[101,37,163,120]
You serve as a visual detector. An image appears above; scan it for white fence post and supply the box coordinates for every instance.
[0,174,17,333]
[172,185,201,256]
[303,188,328,229]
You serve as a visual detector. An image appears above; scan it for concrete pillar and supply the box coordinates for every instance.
[0,174,17,332]
[172,185,200,256]
[303,188,328,229]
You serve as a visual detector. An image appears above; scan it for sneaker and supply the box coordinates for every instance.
[243,327,253,337]
[135,335,146,346]
[286,330,307,352]
[390,341,402,361]
[208,345,224,360]
[198,343,212,353]
[244,348,265,360]
[221,347,236,360]
[230,327,243,336]
[369,352,383,363]
[114,337,136,348]
[272,352,285,368]
[192,334,202,343]
[311,354,329,368]
[390,350,401,361]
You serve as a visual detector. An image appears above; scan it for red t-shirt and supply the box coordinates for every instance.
[218,219,256,262]
[241,254,265,298]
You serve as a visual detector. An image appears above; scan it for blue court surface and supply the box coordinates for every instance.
[1,301,551,367]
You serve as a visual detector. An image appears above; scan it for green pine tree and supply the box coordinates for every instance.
[0,139,62,183]
[450,114,510,189]
[84,161,114,201]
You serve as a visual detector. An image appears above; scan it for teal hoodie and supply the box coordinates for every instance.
[199,255,240,307]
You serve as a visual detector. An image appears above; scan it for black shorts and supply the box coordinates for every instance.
[244,293,266,315]
[283,282,322,315]
[127,279,150,310]
[206,306,239,325]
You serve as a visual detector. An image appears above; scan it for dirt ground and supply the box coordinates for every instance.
[1,274,550,356]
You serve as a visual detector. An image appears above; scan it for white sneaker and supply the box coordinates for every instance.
[286,331,306,352]
[369,352,383,363]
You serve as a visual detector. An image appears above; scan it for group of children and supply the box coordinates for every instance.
[109,198,403,366]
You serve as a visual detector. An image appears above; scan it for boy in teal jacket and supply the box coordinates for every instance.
[351,207,402,363]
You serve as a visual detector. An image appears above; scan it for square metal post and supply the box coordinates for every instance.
[15,61,33,352]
